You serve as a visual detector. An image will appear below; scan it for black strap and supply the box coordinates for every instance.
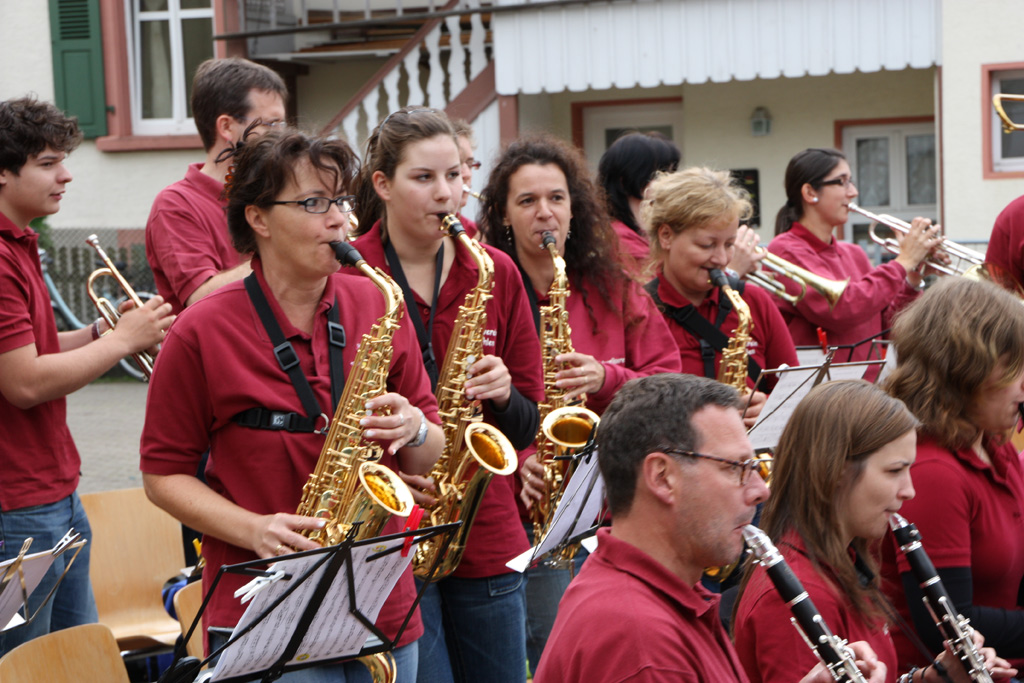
[644,277,762,383]
[384,240,444,391]
[232,273,346,433]
[516,262,542,334]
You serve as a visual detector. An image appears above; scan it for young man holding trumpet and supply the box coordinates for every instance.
[0,97,173,655]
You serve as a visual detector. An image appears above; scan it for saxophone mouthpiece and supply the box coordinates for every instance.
[708,268,730,288]
[330,241,364,268]
[438,213,465,238]
[541,231,557,250]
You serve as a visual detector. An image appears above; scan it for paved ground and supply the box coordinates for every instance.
[67,379,151,494]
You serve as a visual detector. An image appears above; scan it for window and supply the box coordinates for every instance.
[128,0,214,136]
[571,98,684,174]
[840,121,937,257]
[990,68,1024,174]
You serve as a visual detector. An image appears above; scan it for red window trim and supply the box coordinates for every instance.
[982,61,1024,180]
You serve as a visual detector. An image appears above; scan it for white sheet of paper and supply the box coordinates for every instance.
[796,348,826,367]
[824,362,873,382]
[211,537,415,681]
[748,367,820,450]
[0,549,56,631]
[506,450,605,573]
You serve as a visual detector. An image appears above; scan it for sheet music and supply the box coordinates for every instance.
[796,348,827,367]
[876,344,897,385]
[0,544,63,630]
[211,537,416,681]
[506,450,605,573]
[748,366,820,451]
[824,362,874,382]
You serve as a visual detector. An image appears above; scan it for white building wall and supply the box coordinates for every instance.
[940,0,1024,242]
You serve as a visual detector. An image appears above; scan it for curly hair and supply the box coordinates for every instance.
[735,380,919,626]
[884,277,1024,450]
[597,132,680,237]
[477,134,632,333]
[351,107,457,236]
[0,97,81,176]
[226,129,359,255]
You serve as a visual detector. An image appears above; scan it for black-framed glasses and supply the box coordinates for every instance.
[659,447,772,485]
[270,195,356,215]
[820,175,855,189]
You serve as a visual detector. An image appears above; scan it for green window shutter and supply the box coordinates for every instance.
[49,0,107,138]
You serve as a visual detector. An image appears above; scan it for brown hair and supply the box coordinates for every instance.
[191,58,287,152]
[642,167,752,263]
[351,107,457,236]
[737,380,919,623]
[226,130,358,255]
[775,148,846,235]
[0,97,81,176]
[884,277,1024,450]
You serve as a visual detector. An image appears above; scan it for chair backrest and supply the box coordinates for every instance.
[173,580,205,660]
[80,488,185,651]
[0,623,130,683]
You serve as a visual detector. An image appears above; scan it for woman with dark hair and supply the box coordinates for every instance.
[733,380,1012,683]
[642,167,798,427]
[351,107,544,683]
[767,147,939,361]
[478,134,681,673]
[881,277,1024,670]
[596,132,680,270]
[140,129,444,682]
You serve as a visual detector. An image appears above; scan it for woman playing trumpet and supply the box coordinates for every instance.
[140,130,444,681]
[733,380,1014,683]
[768,148,940,360]
[478,134,682,673]
[642,167,798,427]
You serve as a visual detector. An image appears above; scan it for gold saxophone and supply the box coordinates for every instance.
[412,214,518,581]
[530,233,599,566]
[295,241,415,682]
[709,268,753,391]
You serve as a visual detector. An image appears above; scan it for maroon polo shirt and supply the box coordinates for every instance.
[146,163,243,314]
[610,219,651,276]
[655,270,798,391]
[352,222,544,578]
[535,528,751,682]
[140,257,439,644]
[986,193,1024,291]
[0,212,80,510]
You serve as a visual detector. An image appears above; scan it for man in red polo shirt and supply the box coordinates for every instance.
[534,374,886,683]
[0,97,173,655]
[145,57,287,315]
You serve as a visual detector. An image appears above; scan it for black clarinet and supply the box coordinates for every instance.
[889,513,993,682]
[743,526,869,683]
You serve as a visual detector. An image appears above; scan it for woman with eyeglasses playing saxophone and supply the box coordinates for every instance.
[732,379,1014,683]
[767,148,940,362]
[477,134,681,675]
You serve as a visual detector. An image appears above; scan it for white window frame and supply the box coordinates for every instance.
[990,68,1024,174]
[126,0,214,136]
[581,101,684,175]
[842,122,938,252]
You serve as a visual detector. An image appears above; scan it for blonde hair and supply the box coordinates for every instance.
[642,167,752,262]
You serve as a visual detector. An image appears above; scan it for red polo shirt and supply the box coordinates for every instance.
[146,163,243,314]
[734,534,898,682]
[880,433,1024,666]
[0,213,80,510]
[610,219,651,276]
[140,257,439,643]
[535,528,750,682]
[767,222,917,361]
[352,223,544,578]
[986,194,1024,291]
[654,271,798,391]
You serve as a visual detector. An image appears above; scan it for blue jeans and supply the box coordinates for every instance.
[415,572,528,683]
[0,493,97,656]
[208,630,418,683]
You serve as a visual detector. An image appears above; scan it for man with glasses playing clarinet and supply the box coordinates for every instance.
[534,373,886,683]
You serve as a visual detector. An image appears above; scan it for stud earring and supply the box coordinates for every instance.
[504,225,512,241]
[811,197,819,203]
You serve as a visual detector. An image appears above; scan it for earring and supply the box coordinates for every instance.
[811,197,819,203]
[504,225,512,241]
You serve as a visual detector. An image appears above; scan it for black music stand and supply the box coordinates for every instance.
[159,521,459,683]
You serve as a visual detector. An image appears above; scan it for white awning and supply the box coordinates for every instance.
[493,0,940,95]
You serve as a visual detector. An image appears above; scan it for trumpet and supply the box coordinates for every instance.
[745,249,848,310]
[993,93,1024,134]
[463,184,482,201]
[847,202,988,279]
[85,234,155,380]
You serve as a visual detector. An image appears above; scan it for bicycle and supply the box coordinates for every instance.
[40,248,154,382]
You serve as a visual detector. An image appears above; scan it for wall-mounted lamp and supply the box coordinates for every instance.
[750,107,772,137]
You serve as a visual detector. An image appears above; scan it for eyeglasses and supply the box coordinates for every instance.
[659,447,772,485]
[819,175,855,189]
[270,195,356,215]
[234,116,287,130]
[464,159,482,170]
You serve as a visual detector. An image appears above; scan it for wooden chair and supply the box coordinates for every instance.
[0,623,130,682]
[172,580,205,660]
[80,488,184,654]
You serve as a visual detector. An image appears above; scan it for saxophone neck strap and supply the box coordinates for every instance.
[644,277,762,383]
[384,239,443,392]
[232,272,345,433]
[515,259,542,335]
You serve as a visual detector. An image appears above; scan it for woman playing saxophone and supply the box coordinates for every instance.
[140,130,444,682]
[477,134,681,674]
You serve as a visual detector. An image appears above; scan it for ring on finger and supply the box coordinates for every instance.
[274,544,285,556]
